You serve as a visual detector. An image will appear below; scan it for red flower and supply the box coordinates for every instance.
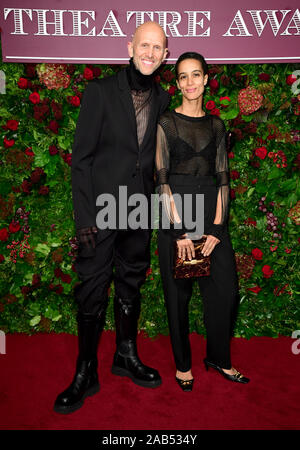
[163,70,175,82]
[0,254,4,263]
[168,86,176,96]
[262,265,274,278]
[209,79,219,90]
[48,120,59,134]
[70,96,80,107]
[8,222,20,233]
[38,185,49,195]
[255,146,267,160]
[258,73,270,82]
[230,170,240,180]
[4,136,15,148]
[206,100,215,110]
[83,67,94,80]
[251,248,263,260]
[154,75,161,83]
[228,151,234,159]
[31,167,44,183]
[32,273,41,287]
[62,153,72,166]
[55,284,63,294]
[49,145,59,156]
[21,180,32,193]
[286,74,297,86]
[21,286,31,296]
[210,108,220,116]
[0,228,9,241]
[92,67,102,78]
[29,92,40,104]
[6,120,19,131]
[61,273,71,284]
[25,147,34,156]
[146,267,153,277]
[219,96,231,107]
[248,286,261,294]
[270,245,278,252]
[17,77,28,89]
[244,217,256,227]
[230,189,235,199]
[54,267,63,278]
[285,248,291,254]
[251,178,258,184]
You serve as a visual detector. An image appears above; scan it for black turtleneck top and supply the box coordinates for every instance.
[126,58,153,148]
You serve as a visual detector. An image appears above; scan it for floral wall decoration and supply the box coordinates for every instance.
[0,40,299,337]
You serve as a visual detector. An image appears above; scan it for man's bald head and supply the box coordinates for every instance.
[128,21,168,76]
[132,21,167,49]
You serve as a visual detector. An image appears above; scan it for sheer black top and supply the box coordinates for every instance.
[155,110,230,239]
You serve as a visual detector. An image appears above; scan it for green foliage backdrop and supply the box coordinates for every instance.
[0,42,299,338]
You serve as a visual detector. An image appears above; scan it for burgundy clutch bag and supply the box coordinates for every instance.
[173,236,211,279]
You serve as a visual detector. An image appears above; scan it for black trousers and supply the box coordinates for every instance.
[158,229,240,371]
[157,174,240,371]
[73,229,151,316]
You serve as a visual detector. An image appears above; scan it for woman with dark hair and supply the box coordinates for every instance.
[156,52,249,391]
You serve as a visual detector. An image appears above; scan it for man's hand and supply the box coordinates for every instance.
[77,226,98,249]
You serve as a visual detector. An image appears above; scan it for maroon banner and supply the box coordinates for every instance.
[0,0,299,64]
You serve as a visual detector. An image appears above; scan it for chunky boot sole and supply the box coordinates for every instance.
[111,365,162,388]
[53,382,100,415]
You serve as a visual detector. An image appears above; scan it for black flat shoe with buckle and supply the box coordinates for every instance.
[175,376,194,391]
[204,358,250,384]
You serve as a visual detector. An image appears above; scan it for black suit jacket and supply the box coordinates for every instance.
[71,68,170,233]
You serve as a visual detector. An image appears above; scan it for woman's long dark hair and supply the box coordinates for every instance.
[175,52,208,79]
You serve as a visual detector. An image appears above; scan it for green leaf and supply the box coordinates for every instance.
[30,315,41,326]
[267,167,284,180]
[35,243,51,256]
[220,108,239,120]
[247,187,255,197]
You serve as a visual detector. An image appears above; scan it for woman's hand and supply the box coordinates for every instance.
[177,239,195,261]
[201,234,220,256]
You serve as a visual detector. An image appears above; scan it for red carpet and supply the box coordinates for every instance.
[0,332,299,430]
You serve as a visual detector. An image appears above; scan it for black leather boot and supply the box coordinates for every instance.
[111,295,161,388]
[53,309,105,414]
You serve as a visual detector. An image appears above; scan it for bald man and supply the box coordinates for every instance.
[54,22,170,414]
